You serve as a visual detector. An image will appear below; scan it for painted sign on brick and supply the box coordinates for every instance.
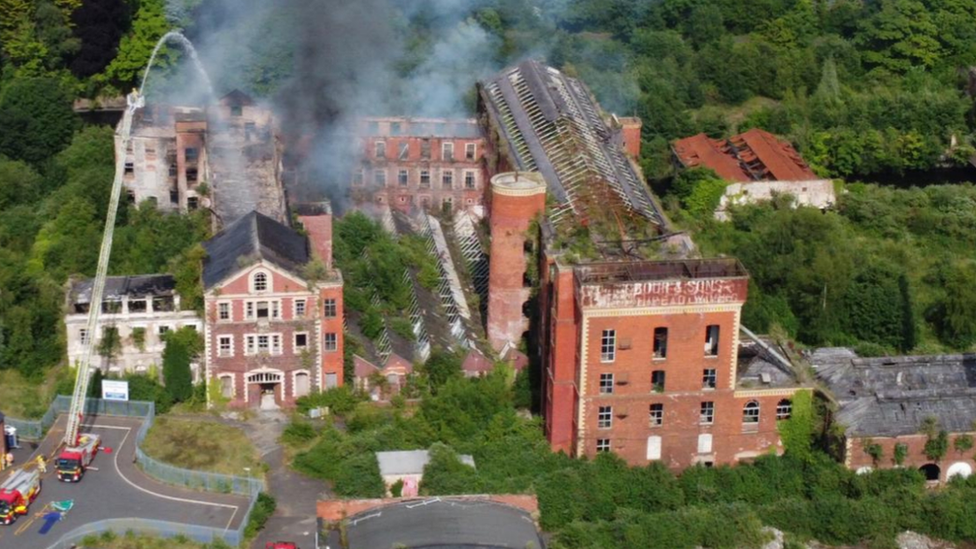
[578,277,747,309]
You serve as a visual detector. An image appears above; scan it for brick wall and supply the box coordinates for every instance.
[316,494,539,522]
[846,432,976,482]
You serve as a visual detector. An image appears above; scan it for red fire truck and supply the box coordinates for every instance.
[56,433,101,482]
[265,543,299,549]
[0,468,41,525]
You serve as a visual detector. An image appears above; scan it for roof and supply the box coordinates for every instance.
[673,129,818,182]
[672,133,752,182]
[375,450,475,477]
[219,89,255,107]
[354,355,381,379]
[462,349,494,375]
[480,60,665,229]
[202,210,309,289]
[70,275,176,304]
[575,258,747,285]
[736,338,801,390]
[812,348,976,437]
[340,498,543,549]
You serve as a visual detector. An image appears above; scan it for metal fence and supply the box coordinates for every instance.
[43,516,246,549]
[9,397,267,547]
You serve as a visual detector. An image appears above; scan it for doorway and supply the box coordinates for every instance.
[259,383,278,410]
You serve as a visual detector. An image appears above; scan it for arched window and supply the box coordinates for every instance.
[253,272,268,292]
[776,399,792,420]
[743,400,760,423]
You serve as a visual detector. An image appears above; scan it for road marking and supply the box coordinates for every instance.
[86,467,99,471]
[109,427,241,515]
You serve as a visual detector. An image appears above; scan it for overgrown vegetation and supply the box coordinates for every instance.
[79,530,232,549]
[694,183,976,354]
[140,417,262,476]
[289,372,976,548]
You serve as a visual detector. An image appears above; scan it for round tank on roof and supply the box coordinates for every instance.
[490,172,546,197]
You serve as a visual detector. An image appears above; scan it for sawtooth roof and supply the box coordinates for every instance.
[480,60,664,229]
[202,210,308,289]
[812,348,976,437]
[673,128,818,182]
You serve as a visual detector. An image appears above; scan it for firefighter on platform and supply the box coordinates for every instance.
[36,456,46,474]
[4,453,12,470]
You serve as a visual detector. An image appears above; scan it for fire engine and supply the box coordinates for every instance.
[57,433,100,482]
[0,469,41,525]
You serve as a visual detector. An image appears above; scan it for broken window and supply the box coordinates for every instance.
[600,329,616,362]
[102,300,122,314]
[465,143,476,160]
[700,401,715,424]
[421,139,431,159]
[74,303,90,314]
[324,332,337,352]
[442,142,454,161]
[398,142,409,160]
[230,105,242,117]
[442,170,453,189]
[153,296,174,311]
[126,190,136,204]
[391,122,401,135]
[743,401,760,423]
[597,406,612,429]
[375,141,386,159]
[295,333,308,350]
[170,190,179,204]
[147,196,158,206]
[649,404,663,426]
[169,164,178,177]
[374,169,387,187]
[186,168,198,182]
[187,196,198,210]
[441,197,453,214]
[705,325,720,356]
[185,147,199,162]
[464,171,475,189]
[420,170,430,188]
[651,370,665,392]
[256,301,269,318]
[124,161,134,174]
[353,169,363,185]
[129,300,147,313]
[776,399,792,420]
[398,169,409,186]
[158,325,171,336]
[652,327,668,358]
[703,369,717,389]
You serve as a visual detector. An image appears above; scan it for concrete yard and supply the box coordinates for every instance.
[0,415,249,549]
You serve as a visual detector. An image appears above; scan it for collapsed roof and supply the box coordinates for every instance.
[480,60,665,229]
[202,210,309,289]
[673,128,819,183]
[70,275,177,304]
[812,348,976,437]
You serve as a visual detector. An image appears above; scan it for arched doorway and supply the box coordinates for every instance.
[247,370,283,409]
[919,463,941,481]
[946,462,972,480]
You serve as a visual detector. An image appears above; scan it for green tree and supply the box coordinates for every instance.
[161,326,202,402]
[423,349,463,391]
[103,0,169,87]
[934,262,976,349]
[856,0,942,73]
[420,442,482,495]
[0,77,78,164]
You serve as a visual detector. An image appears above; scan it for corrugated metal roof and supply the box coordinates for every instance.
[375,450,475,476]
[673,129,818,183]
[672,133,752,182]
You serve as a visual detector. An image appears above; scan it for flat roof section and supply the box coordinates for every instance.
[575,258,748,285]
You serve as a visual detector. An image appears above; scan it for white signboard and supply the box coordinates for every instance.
[102,380,129,401]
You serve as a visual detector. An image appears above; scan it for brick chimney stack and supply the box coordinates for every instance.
[487,172,547,352]
[618,116,643,159]
[296,202,333,269]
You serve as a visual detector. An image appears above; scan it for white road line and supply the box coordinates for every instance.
[88,424,133,431]
[109,426,241,514]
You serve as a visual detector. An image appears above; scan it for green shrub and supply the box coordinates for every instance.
[244,493,276,538]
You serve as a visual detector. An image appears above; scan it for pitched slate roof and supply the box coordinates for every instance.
[812,348,976,437]
[202,210,309,289]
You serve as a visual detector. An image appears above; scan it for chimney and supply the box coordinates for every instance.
[617,116,643,159]
[296,202,333,269]
[487,172,546,352]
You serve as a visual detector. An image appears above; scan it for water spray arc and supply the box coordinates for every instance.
[64,31,212,447]
[139,31,215,98]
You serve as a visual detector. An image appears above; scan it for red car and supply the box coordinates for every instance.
[265,543,298,549]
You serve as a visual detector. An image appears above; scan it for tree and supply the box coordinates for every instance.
[856,0,942,73]
[0,77,78,164]
[934,262,976,349]
[69,0,131,78]
[423,349,463,391]
[161,326,202,403]
[104,0,169,87]
[420,442,482,495]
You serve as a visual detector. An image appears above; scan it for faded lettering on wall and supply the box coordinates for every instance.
[579,278,747,309]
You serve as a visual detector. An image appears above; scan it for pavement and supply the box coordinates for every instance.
[244,410,330,549]
[0,414,250,549]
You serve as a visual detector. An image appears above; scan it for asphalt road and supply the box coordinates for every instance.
[0,415,249,549]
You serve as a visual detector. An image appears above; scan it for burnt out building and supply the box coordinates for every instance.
[478,60,808,469]
[350,117,487,215]
[118,90,287,227]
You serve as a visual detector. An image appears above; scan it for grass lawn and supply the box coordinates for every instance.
[80,531,225,549]
[0,366,64,419]
[140,417,262,477]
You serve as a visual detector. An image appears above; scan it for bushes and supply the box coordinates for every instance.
[244,493,276,538]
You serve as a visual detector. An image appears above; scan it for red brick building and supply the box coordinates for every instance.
[814,349,976,482]
[351,117,487,214]
[202,206,343,409]
[479,60,804,468]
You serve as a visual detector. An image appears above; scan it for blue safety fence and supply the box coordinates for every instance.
[8,397,266,548]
